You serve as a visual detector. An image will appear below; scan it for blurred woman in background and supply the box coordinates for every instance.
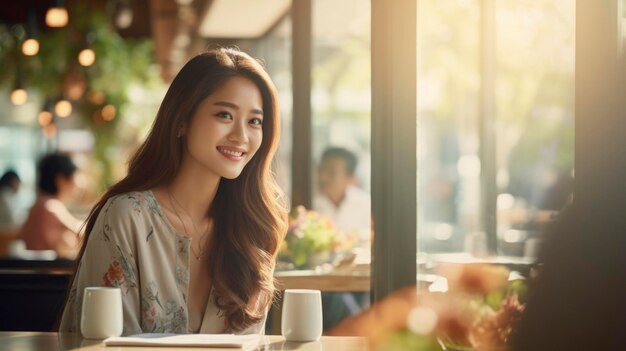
[21,153,83,258]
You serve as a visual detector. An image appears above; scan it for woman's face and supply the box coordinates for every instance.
[183,75,264,179]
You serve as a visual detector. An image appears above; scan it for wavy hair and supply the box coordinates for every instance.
[74,48,287,331]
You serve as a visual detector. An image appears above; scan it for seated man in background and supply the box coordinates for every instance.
[313,147,371,246]
[21,153,83,259]
[313,147,372,330]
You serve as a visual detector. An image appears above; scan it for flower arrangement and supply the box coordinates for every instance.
[378,264,527,351]
[278,206,356,269]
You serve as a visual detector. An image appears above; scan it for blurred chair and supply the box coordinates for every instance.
[0,260,73,331]
[0,230,20,257]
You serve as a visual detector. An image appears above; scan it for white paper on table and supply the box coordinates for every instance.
[103,333,261,349]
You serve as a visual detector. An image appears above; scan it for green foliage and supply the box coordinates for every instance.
[377,329,442,351]
[0,5,163,187]
[418,0,575,181]
[279,206,355,269]
[485,290,504,310]
[507,278,528,303]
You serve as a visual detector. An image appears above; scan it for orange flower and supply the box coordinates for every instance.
[439,264,510,295]
[470,295,525,351]
[103,260,125,287]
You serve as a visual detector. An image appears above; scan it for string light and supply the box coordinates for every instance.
[115,0,133,29]
[10,89,28,105]
[78,48,96,66]
[23,9,40,56]
[46,7,68,27]
[88,91,106,105]
[101,104,116,121]
[38,99,54,126]
[11,71,27,105]
[55,99,72,117]
[38,111,53,126]
[22,38,40,56]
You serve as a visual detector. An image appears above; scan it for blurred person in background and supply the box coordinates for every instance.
[21,153,83,258]
[60,48,287,335]
[0,170,23,231]
[313,147,372,330]
[313,147,371,246]
[512,202,625,350]
[326,203,625,350]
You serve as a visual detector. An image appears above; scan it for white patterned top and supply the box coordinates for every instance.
[59,190,265,335]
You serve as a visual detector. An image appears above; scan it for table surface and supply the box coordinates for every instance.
[1,252,535,294]
[0,332,368,351]
[274,269,370,292]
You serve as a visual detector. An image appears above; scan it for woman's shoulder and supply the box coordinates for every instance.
[91,191,159,242]
[102,191,158,219]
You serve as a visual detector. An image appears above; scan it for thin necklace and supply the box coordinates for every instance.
[167,189,209,260]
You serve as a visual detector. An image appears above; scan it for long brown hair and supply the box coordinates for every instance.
[75,48,287,331]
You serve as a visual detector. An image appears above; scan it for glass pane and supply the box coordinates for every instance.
[417,1,480,254]
[312,0,371,246]
[249,15,293,199]
[622,0,626,56]
[311,0,371,332]
[417,0,575,260]
[0,125,40,217]
[494,0,575,257]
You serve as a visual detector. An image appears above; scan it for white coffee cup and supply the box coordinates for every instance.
[81,287,123,339]
[281,289,323,342]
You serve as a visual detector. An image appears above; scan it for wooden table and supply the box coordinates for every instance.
[274,269,370,292]
[0,332,368,350]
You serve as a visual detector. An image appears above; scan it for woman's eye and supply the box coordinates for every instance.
[249,118,263,126]
[216,111,233,119]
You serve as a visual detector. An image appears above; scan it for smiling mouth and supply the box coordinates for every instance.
[217,146,245,158]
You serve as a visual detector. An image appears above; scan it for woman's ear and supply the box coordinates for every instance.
[177,124,187,138]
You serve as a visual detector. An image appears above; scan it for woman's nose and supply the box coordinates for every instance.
[227,121,248,144]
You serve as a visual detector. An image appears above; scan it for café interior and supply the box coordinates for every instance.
[0,0,624,350]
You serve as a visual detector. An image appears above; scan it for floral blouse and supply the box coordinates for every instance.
[59,191,266,335]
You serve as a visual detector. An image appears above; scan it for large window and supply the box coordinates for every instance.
[311,0,371,248]
[312,0,371,175]
[249,15,293,198]
[416,0,575,259]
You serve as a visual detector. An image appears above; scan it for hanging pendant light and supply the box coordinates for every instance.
[115,0,134,29]
[10,73,28,106]
[22,9,40,56]
[46,0,69,28]
[101,104,117,121]
[10,88,28,106]
[78,32,96,66]
[78,48,96,66]
[55,98,72,118]
[22,39,39,56]
[38,99,54,126]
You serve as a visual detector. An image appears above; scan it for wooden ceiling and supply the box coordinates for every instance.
[147,0,212,81]
[0,0,284,82]
[0,0,151,38]
[0,0,190,82]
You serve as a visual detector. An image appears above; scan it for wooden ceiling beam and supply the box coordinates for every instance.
[149,0,178,81]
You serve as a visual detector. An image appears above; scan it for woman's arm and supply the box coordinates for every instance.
[59,195,143,335]
[44,198,84,234]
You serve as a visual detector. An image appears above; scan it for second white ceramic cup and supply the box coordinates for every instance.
[281,289,323,342]
[80,287,123,339]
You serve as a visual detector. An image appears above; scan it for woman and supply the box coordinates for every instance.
[60,48,288,335]
[21,154,83,258]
